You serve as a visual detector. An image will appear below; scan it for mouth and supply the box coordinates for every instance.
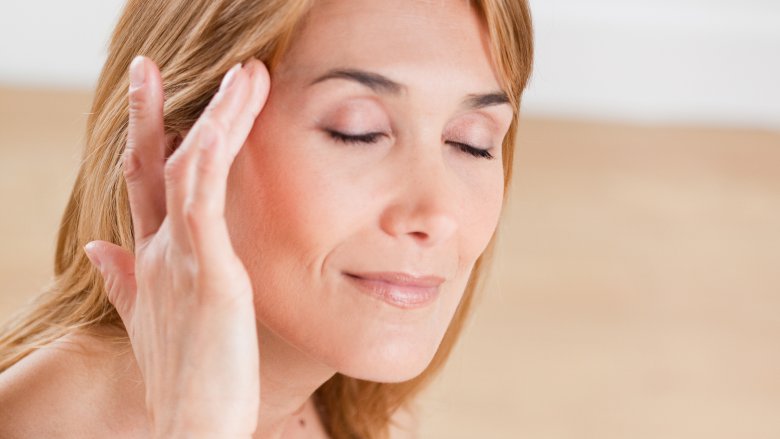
[343,272,443,309]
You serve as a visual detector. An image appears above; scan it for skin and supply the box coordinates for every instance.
[0,0,513,438]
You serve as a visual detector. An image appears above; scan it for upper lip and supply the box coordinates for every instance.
[345,271,445,287]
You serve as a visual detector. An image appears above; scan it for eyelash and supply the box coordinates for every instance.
[325,129,495,160]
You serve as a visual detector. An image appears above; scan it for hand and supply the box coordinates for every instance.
[83,55,270,437]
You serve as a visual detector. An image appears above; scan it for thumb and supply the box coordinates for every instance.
[84,240,138,327]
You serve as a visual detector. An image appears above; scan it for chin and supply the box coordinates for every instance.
[323,280,465,383]
[334,335,442,383]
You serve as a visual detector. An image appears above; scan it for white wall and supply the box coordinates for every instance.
[1,0,778,130]
[0,0,125,87]
[525,0,780,130]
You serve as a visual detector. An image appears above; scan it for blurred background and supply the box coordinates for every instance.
[1,0,778,437]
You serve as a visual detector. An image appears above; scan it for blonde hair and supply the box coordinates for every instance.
[0,0,533,437]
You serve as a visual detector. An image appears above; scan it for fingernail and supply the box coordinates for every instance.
[84,242,102,269]
[220,62,242,92]
[130,56,146,88]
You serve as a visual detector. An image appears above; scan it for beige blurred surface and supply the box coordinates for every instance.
[1,86,779,438]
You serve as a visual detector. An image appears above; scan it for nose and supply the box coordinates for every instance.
[379,149,459,247]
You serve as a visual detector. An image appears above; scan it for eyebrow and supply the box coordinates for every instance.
[308,68,511,110]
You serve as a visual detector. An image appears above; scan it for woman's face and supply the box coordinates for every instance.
[225,0,513,382]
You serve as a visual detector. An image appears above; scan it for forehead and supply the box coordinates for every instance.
[274,0,502,94]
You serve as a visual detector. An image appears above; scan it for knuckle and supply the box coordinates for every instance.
[128,86,148,115]
[122,148,142,180]
[163,155,186,183]
[183,199,218,233]
[182,200,204,229]
[183,254,201,281]
[198,99,229,132]
[199,110,229,139]
[214,115,232,135]
[201,98,223,125]
[195,148,220,175]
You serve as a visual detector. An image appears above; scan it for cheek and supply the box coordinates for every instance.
[223,120,358,347]
[225,115,365,272]
[459,165,505,268]
[481,170,505,234]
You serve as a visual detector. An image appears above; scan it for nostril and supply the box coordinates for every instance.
[409,231,428,240]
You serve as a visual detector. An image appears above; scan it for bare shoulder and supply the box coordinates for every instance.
[0,326,148,438]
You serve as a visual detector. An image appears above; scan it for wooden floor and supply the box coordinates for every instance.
[1,86,779,438]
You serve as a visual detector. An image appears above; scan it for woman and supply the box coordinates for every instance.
[0,0,533,437]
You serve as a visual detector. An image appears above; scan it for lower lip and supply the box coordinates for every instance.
[345,274,440,309]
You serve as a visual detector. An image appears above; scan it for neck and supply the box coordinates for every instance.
[252,323,337,439]
[93,323,335,438]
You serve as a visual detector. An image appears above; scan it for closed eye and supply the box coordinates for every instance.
[325,130,495,160]
[326,129,385,144]
[446,141,495,160]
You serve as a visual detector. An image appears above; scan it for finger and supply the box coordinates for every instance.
[183,126,236,266]
[164,62,249,251]
[222,58,271,161]
[185,59,271,266]
[84,240,138,330]
[124,55,167,247]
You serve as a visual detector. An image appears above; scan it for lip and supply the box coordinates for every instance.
[344,272,444,309]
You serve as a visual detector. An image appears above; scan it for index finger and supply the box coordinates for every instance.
[123,55,167,247]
